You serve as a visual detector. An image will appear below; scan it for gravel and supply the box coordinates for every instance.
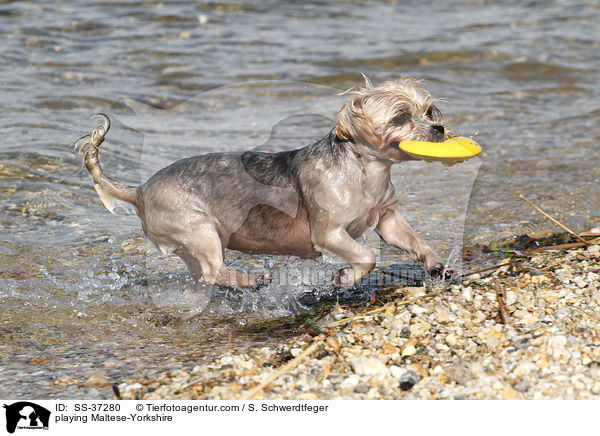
[117,235,600,400]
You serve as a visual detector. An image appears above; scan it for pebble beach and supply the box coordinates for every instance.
[116,230,600,400]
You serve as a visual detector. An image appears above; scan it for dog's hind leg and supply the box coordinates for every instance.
[312,225,376,287]
[174,223,266,288]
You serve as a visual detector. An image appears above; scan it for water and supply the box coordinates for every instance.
[1,0,599,398]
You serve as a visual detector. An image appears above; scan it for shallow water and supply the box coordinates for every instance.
[1,0,599,398]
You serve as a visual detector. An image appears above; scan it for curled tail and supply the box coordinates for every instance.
[74,113,139,214]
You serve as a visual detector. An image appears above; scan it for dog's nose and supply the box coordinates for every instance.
[431,125,445,141]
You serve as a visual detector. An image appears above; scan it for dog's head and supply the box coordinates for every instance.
[335,77,448,162]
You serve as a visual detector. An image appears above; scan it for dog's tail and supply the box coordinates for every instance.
[74,113,139,214]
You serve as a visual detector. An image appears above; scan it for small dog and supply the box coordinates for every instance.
[76,78,448,288]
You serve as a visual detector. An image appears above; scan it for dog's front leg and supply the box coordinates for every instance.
[312,225,376,287]
[376,207,442,271]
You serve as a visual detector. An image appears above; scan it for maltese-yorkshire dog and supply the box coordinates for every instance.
[76,78,450,289]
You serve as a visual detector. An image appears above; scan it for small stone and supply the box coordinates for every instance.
[411,364,428,378]
[462,287,473,302]
[86,373,109,387]
[445,333,458,346]
[398,370,420,391]
[486,337,499,349]
[410,306,428,315]
[220,355,233,365]
[531,275,549,284]
[402,344,417,357]
[340,375,360,390]
[503,385,518,400]
[402,287,426,298]
[437,371,449,384]
[446,363,474,385]
[354,384,370,394]
[229,383,242,394]
[435,304,450,323]
[119,383,143,399]
[409,321,431,337]
[505,290,517,306]
[502,358,517,374]
[326,336,341,352]
[513,309,529,319]
[514,379,530,392]
[548,335,569,360]
[389,365,403,379]
[573,276,587,288]
[513,360,536,377]
[529,268,543,276]
[349,355,389,379]
[381,343,398,354]
[55,376,79,386]
[587,245,600,255]
[290,348,302,357]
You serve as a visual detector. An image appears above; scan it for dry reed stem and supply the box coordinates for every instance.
[519,195,588,245]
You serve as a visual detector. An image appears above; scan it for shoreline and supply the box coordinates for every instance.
[116,230,600,400]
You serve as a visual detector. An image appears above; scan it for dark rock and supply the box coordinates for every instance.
[398,369,419,391]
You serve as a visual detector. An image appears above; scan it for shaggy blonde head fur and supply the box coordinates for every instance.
[335,77,444,148]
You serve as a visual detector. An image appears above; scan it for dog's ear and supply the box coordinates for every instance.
[336,94,383,147]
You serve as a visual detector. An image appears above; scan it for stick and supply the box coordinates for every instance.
[519,195,588,245]
[540,261,562,272]
[495,279,510,324]
[458,261,513,279]
[238,341,320,400]
[322,305,390,328]
[525,242,587,253]
[182,378,203,390]
[573,306,600,323]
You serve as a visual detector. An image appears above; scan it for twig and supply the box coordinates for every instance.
[525,242,587,253]
[495,279,510,325]
[458,261,513,279]
[572,306,600,323]
[540,260,563,272]
[519,195,588,245]
[238,341,320,400]
[322,305,390,328]
[182,378,203,390]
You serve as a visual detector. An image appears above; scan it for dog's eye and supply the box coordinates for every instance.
[426,106,440,120]
[391,113,410,126]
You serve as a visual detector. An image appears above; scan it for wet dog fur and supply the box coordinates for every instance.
[76,77,448,288]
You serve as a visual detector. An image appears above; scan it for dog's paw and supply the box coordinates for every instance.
[254,272,272,289]
[332,268,357,288]
[428,264,453,281]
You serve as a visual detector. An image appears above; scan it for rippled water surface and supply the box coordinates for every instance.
[1,0,599,398]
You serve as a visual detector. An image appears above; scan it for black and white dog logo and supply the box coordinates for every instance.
[3,402,50,433]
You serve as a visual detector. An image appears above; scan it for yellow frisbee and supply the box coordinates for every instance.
[398,136,482,163]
